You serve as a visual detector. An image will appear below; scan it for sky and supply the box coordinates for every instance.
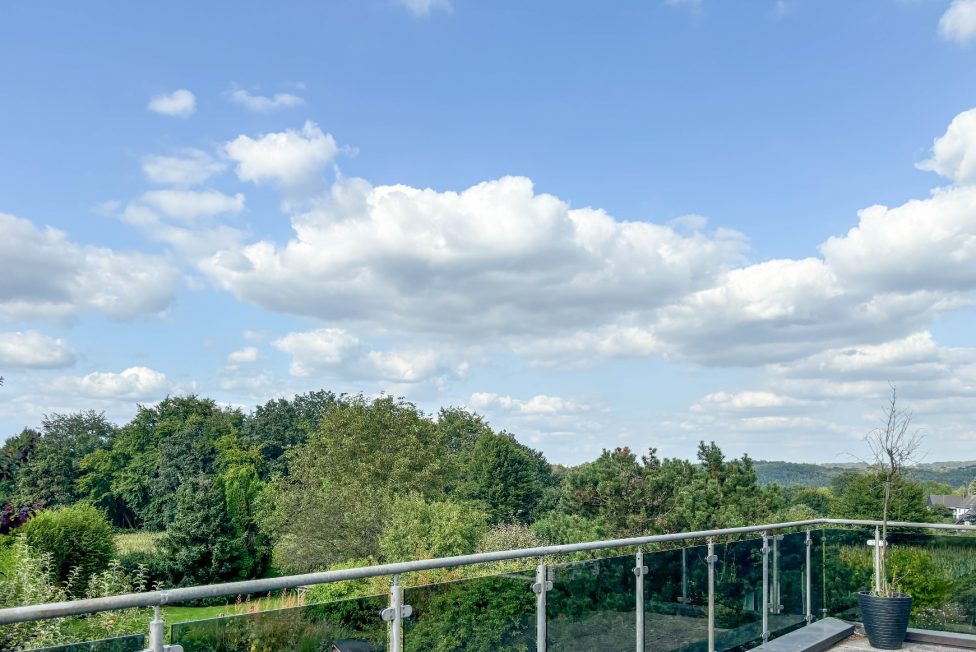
[2,0,976,465]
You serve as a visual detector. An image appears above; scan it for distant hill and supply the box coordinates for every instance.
[754,460,976,489]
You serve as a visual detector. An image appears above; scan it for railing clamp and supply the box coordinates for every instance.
[380,604,413,621]
[531,580,553,594]
[633,564,649,577]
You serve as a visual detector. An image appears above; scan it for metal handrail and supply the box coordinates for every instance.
[0,516,972,626]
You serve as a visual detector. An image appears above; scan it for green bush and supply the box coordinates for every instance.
[379,496,487,562]
[0,541,70,649]
[16,504,115,590]
[889,547,953,613]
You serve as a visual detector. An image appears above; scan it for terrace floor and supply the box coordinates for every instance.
[832,633,969,650]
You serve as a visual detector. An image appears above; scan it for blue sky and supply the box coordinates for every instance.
[3,0,976,464]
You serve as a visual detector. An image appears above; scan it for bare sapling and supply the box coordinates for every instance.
[866,385,922,597]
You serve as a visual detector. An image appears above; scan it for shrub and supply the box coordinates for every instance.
[16,504,115,590]
[379,496,487,562]
[304,558,386,604]
[0,541,69,649]
[889,547,953,613]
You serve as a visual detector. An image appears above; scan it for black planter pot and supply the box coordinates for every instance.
[858,591,913,649]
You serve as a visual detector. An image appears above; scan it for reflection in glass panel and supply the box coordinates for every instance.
[27,634,147,652]
[766,532,809,642]
[546,554,635,652]
[404,571,535,652]
[821,528,874,621]
[711,537,765,650]
[170,594,388,652]
[886,529,976,635]
[643,545,708,651]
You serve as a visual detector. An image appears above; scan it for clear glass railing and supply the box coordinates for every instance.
[169,593,387,652]
[403,570,536,651]
[821,526,976,636]
[644,544,708,650]
[29,635,147,652]
[13,526,976,651]
[546,553,635,651]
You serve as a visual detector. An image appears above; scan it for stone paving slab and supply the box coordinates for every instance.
[833,633,968,650]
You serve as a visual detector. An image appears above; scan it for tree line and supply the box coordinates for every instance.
[2,392,944,584]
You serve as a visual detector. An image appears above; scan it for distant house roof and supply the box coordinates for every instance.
[928,494,976,509]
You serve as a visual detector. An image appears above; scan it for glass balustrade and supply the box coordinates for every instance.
[28,634,146,652]
[403,570,536,652]
[12,526,976,651]
[169,593,387,652]
[643,544,709,651]
[546,553,636,652]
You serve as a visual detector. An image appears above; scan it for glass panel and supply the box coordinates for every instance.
[886,528,976,635]
[547,554,635,652]
[644,544,708,651]
[821,527,873,621]
[26,634,146,652]
[713,537,765,650]
[766,532,808,642]
[403,571,535,652]
[170,594,388,652]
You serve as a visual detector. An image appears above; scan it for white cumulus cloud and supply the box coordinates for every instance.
[147,89,196,118]
[48,366,171,399]
[228,88,304,112]
[202,175,746,347]
[224,121,338,190]
[227,346,259,364]
[0,331,76,369]
[917,108,976,185]
[0,213,178,322]
[142,149,226,187]
[939,0,976,45]
[138,190,245,221]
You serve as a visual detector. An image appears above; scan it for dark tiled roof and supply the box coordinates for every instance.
[927,494,976,509]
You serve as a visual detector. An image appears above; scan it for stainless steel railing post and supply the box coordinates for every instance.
[533,559,551,652]
[805,529,813,624]
[772,534,783,614]
[707,539,717,652]
[634,551,647,652]
[149,605,165,652]
[390,575,403,652]
[761,532,769,643]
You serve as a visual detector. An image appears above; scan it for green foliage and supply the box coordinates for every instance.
[263,395,460,572]
[406,575,535,652]
[560,447,651,534]
[304,558,387,603]
[170,594,387,652]
[160,474,263,585]
[79,396,244,530]
[0,428,39,503]
[530,513,605,546]
[73,560,152,641]
[16,504,115,589]
[783,485,834,516]
[888,547,953,612]
[0,541,69,649]
[477,523,546,553]
[561,442,774,537]
[241,390,338,479]
[15,412,114,508]
[379,496,487,562]
[830,471,932,522]
[462,431,552,524]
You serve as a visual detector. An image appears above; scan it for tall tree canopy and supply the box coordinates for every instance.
[263,395,462,572]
